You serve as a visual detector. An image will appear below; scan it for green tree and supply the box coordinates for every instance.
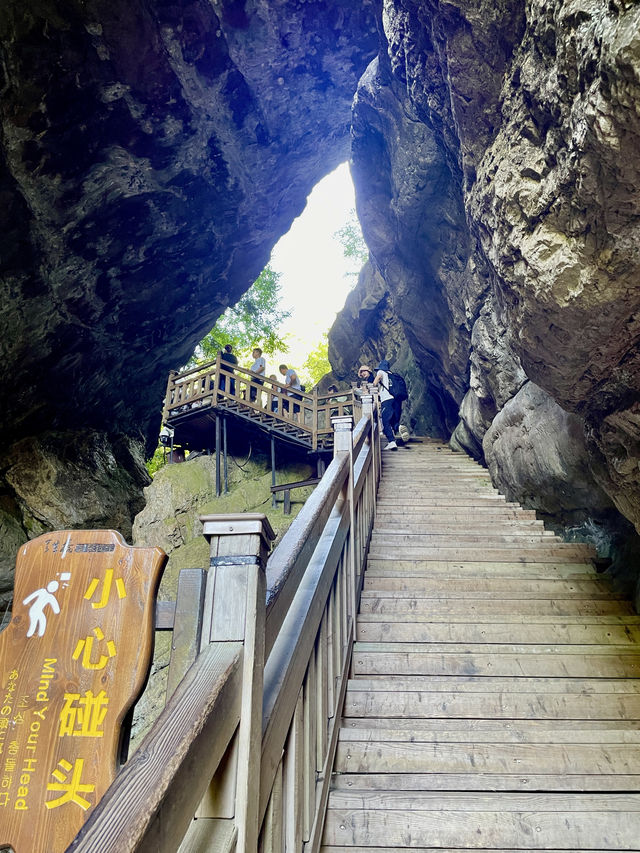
[190,265,290,365]
[302,334,331,386]
[334,209,368,278]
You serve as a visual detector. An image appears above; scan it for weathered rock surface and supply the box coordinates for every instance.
[483,382,612,519]
[0,0,378,563]
[328,261,452,436]
[0,430,149,614]
[2,0,640,581]
[336,0,640,561]
[0,0,378,448]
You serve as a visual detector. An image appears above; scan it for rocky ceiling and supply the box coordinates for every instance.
[1,0,640,596]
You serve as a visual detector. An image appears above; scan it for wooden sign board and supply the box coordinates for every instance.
[0,530,166,853]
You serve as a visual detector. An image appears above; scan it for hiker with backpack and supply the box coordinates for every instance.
[372,359,408,450]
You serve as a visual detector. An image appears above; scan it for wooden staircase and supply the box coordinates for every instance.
[321,439,640,851]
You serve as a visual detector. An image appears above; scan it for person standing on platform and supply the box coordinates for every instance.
[220,343,238,394]
[249,346,266,403]
[279,363,302,415]
[372,359,397,450]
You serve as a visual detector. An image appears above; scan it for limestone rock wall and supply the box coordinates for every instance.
[0,0,378,560]
[2,0,640,585]
[335,0,640,561]
[0,0,378,448]
[0,430,149,615]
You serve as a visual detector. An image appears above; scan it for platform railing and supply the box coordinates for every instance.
[68,397,381,853]
[162,353,361,450]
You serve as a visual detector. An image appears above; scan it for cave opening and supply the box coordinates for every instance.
[264,161,362,384]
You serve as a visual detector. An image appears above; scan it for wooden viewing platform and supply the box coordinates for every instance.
[321,440,640,852]
[163,353,360,455]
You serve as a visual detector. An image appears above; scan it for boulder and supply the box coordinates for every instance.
[483,382,612,518]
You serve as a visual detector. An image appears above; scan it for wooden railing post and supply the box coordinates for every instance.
[331,415,356,632]
[331,415,353,458]
[199,513,275,851]
[213,350,221,398]
[162,369,178,420]
[312,386,319,451]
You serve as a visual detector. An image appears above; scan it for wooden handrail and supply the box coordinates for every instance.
[259,427,373,822]
[264,452,349,658]
[67,643,242,852]
[66,409,381,852]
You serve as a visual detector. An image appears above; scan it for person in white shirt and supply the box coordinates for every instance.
[372,359,397,450]
[249,346,266,402]
[279,363,302,414]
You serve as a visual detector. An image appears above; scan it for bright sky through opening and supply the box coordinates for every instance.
[270,161,359,371]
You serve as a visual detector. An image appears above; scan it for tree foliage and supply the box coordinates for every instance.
[334,209,368,277]
[302,334,331,386]
[190,265,290,365]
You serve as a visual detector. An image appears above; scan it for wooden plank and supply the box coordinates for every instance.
[283,691,304,853]
[361,587,619,600]
[323,793,640,848]
[68,643,242,853]
[362,575,611,593]
[322,848,623,853]
[339,720,640,739]
[264,452,349,658]
[328,771,640,792]
[322,849,623,853]
[351,650,640,678]
[342,676,640,695]
[370,535,593,551]
[365,559,596,577]
[333,740,640,775]
[343,689,640,720]
[325,790,640,812]
[357,598,633,616]
[357,613,640,625]
[354,640,640,656]
[259,760,283,853]
[166,568,207,699]
[323,808,640,849]
[177,818,237,853]
[372,525,548,536]
[366,548,596,564]
[342,717,640,734]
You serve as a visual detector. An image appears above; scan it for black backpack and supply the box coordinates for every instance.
[387,372,408,402]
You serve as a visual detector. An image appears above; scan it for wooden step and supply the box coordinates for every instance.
[343,685,640,720]
[356,618,640,645]
[366,548,596,564]
[357,598,632,616]
[351,643,640,678]
[364,559,597,578]
[362,575,612,595]
[334,738,640,777]
[322,792,640,849]
[374,509,539,520]
[322,439,639,852]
